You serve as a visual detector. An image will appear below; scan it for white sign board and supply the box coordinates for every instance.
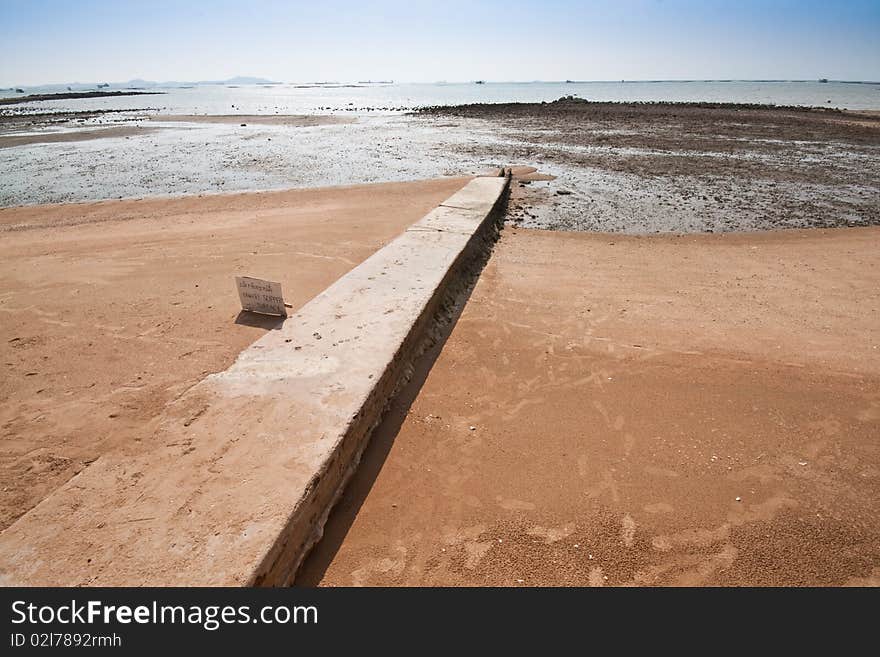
[235,276,287,317]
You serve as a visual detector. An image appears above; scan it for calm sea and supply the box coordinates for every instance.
[4,80,880,114]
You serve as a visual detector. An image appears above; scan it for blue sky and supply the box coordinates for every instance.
[1,0,878,86]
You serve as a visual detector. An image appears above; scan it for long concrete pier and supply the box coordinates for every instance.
[0,175,509,586]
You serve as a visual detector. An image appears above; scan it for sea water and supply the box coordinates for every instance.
[3,80,880,115]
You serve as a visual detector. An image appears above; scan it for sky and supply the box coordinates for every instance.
[1,0,878,86]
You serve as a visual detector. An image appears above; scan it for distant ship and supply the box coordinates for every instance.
[565,79,574,83]
[97,83,109,88]
[474,80,485,84]
[819,78,829,83]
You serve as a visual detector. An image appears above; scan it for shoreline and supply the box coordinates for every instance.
[417,98,880,233]
[0,125,160,150]
[417,98,855,114]
[2,98,877,233]
[0,175,472,220]
[149,114,355,126]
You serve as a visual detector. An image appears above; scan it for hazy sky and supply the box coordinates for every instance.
[1,0,878,86]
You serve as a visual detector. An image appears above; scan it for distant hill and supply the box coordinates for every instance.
[123,76,280,87]
[0,90,161,106]
[216,76,278,85]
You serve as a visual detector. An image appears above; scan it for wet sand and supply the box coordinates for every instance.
[5,101,876,224]
[302,225,880,586]
[0,177,470,531]
[0,125,160,149]
[150,114,355,126]
[0,114,351,150]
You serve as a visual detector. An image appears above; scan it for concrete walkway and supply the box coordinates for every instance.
[0,175,509,586]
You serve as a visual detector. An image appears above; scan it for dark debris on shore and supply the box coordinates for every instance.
[415,95,880,147]
[417,95,851,114]
[0,90,163,106]
[414,96,880,233]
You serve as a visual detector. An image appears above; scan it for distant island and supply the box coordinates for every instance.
[0,90,162,106]
[3,76,279,94]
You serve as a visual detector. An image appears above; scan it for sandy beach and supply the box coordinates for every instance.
[0,177,468,531]
[6,2,880,647]
[301,224,880,586]
[1,99,878,588]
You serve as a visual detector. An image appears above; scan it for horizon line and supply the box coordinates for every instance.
[4,77,880,89]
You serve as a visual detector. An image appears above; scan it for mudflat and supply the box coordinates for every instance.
[0,114,352,150]
[0,177,470,532]
[0,125,160,149]
[150,114,355,126]
[303,225,880,586]
[419,100,880,233]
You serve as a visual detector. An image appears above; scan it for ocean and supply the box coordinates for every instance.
[4,80,880,114]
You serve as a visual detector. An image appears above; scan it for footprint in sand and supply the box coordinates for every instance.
[856,400,880,422]
[463,541,493,569]
[842,567,880,587]
[526,523,576,543]
[643,502,675,514]
[441,523,488,546]
[350,546,408,586]
[496,496,536,511]
[581,470,621,503]
[675,544,739,586]
[621,514,637,547]
[652,524,731,552]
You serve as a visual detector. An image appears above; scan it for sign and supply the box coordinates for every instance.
[235,276,287,317]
